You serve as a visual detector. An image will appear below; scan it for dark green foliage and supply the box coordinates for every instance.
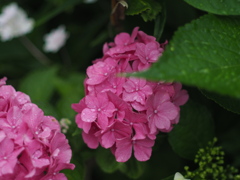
[184,0,240,15]
[169,101,215,160]
[126,0,162,22]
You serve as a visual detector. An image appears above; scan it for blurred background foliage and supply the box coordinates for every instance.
[0,0,240,179]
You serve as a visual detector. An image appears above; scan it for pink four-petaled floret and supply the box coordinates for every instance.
[72,27,189,162]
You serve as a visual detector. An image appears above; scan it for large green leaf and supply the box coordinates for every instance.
[54,72,85,98]
[201,90,240,115]
[126,0,162,22]
[62,158,85,180]
[19,66,58,103]
[119,158,145,179]
[125,0,151,16]
[140,0,162,22]
[168,101,215,160]
[136,14,240,98]
[184,0,240,15]
[54,72,85,119]
[96,148,120,173]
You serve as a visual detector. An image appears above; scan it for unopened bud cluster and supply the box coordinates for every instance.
[185,138,240,180]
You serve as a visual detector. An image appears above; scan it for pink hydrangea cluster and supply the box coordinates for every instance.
[72,27,189,162]
[0,77,74,179]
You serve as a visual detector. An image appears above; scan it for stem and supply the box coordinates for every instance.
[110,0,126,33]
[19,36,51,66]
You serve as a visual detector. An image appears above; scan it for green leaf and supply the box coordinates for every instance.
[62,159,85,180]
[19,66,58,103]
[125,0,151,16]
[126,0,162,22]
[201,90,240,115]
[54,72,85,98]
[141,0,162,22]
[119,158,145,179]
[136,14,240,98]
[57,97,79,119]
[54,72,85,119]
[154,2,166,41]
[184,0,240,15]
[96,148,121,173]
[168,100,215,160]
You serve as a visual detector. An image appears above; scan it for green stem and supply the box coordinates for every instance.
[19,36,51,66]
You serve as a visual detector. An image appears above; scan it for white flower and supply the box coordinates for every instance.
[0,3,34,41]
[174,172,190,180]
[43,25,69,53]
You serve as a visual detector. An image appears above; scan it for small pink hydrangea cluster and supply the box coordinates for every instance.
[0,77,74,179]
[72,27,188,162]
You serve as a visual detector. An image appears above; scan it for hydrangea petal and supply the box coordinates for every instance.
[115,138,132,162]
[134,138,154,161]
[81,108,97,122]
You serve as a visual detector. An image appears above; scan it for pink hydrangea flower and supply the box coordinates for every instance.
[72,27,189,162]
[0,77,74,179]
